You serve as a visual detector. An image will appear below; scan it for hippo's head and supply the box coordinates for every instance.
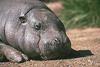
[5,7,71,60]
[22,8,71,59]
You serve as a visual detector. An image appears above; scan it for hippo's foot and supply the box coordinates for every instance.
[0,42,28,62]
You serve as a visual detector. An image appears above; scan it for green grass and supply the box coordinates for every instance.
[59,0,100,29]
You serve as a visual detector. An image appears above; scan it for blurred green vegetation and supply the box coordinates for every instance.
[59,0,100,29]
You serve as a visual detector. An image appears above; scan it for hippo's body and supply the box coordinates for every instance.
[0,0,71,62]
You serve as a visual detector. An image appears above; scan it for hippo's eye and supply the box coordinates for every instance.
[19,16,26,23]
[34,23,41,30]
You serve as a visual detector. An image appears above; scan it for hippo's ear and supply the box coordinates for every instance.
[19,16,27,23]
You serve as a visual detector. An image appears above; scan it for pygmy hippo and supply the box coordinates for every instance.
[0,0,71,62]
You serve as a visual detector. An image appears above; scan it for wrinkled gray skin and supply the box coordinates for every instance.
[0,0,71,62]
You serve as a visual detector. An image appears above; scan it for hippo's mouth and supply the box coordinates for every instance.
[39,46,69,60]
[36,38,70,60]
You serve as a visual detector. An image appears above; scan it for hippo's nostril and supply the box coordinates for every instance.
[51,38,60,45]
[54,38,58,42]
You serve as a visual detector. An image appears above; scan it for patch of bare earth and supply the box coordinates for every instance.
[0,28,100,67]
[46,2,63,15]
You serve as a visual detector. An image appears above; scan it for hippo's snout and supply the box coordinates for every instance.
[38,32,71,60]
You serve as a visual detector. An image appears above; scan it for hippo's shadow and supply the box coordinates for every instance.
[31,49,94,60]
[58,49,94,60]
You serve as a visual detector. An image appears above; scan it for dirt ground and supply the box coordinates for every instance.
[0,28,100,67]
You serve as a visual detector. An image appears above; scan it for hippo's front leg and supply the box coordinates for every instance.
[0,42,28,62]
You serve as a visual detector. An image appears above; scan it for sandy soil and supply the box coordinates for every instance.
[47,2,63,15]
[0,28,100,67]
